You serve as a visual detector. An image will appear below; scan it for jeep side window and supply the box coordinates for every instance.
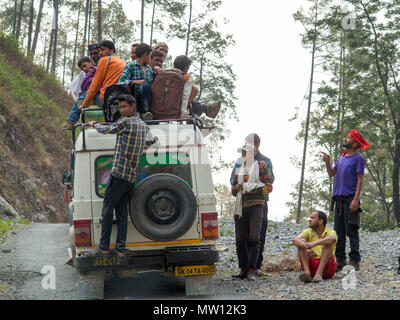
[95,156,113,197]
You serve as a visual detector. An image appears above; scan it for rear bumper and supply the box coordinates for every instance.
[75,246,219,271]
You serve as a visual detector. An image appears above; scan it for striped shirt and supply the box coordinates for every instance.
[94,114,149,183]
[118,60,154,88]
[232,161,272,208]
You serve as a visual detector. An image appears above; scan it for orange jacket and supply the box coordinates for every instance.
[82,55,126,107]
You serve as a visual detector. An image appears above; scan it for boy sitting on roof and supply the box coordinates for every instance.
[63,57,97,130]
[118,43,154,121]
[173,55,221,119]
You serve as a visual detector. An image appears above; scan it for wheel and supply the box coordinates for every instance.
[129,173,197,241]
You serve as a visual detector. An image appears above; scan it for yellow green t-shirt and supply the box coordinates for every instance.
[300,227,337,259]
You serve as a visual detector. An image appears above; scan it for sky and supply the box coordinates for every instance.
[122,0,315,221]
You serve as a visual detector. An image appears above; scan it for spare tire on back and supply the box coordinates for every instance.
[129,173,197,241]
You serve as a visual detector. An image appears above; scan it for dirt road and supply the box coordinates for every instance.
[0,223,246,300]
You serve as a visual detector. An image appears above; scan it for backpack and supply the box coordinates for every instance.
[103,83,135,122]
[150,69,184,119]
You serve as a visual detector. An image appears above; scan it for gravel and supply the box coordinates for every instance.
[215,218,400,300]
[0,221,399,300]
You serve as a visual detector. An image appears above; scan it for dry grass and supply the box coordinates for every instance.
[262,258,301,273]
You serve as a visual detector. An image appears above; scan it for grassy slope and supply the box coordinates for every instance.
[0,33,74,223]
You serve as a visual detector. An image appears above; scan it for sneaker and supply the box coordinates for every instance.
[205,101,221,119]
[62,121,75,131]
[336,260,346,271]
[246,269,256,281]
[348,260,360,271]
[142,112,153,121]
[255,269,266,277]
[232,270,246,280]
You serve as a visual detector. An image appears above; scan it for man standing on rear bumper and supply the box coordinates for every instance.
[86,94,149,258]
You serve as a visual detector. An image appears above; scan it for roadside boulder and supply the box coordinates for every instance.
[0,196,19,219]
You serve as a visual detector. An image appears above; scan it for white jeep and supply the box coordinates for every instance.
[63,109,219,299]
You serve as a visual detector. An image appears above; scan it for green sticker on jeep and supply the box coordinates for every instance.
[95,153,192,197]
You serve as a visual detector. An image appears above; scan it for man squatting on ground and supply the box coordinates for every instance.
[322,130,369,271]
[293,211,338,283]
[84,94,153,258]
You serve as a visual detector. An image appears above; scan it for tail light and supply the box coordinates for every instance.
[74,219,92,247]
[201,212,219,240]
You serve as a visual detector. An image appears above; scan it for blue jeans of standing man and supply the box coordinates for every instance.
[99,175,134,252]
[135,83,152,115]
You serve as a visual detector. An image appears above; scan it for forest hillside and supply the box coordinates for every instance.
[0,33,73,223]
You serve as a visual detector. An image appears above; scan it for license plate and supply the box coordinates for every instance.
[92,256,123,267]
[174,265,216,276]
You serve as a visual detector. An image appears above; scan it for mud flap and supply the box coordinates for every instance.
[77,270,105,300]
[185,275,214,297]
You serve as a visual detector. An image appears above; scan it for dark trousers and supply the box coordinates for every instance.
[234,205,264,272]
[256,201,268,269]
[190,100,206,116]
[334,200,360,263]
[99,175,133,251]
[135,83,152,114]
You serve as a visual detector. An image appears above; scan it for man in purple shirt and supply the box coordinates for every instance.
[322,130,369,271]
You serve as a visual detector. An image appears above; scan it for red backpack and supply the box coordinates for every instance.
[150,69,184,119]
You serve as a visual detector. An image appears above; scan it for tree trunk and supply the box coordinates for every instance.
[185,0,192,55]
[46,30,54,73]
[140,0,145,42]
[198,55,204,100]
[296,1,318,224]
[15,0,25,40]
[71,4,81,81]
[51,1,59,75]
[149,0,156,45]
[12,0,18,36]
[82,0,90,56]
[97,0,102,42]
[88,0,92,45]
[31,0,44,56]
[62,34,67,86]
[27,0,34,52]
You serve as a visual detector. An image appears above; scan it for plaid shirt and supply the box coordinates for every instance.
[118,60,154,87]
[94,114,149,183]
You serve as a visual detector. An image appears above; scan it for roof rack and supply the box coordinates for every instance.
[72,108,204,151]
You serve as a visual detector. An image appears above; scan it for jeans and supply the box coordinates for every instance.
[191,100,206,116]
[135,83,152,114]
[234,205,264,272]
[334,199,360,263]
[256,201,268,269]
[99,175,134,251]
[67,91,103,124]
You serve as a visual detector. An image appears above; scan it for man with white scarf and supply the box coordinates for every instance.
[231,144,273,280]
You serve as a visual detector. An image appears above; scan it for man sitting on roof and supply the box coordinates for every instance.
[118,43,154,121]
[79,40,126,111]
[173,55,221,119]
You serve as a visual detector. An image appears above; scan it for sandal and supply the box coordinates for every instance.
[112,248,127,258]
[299,272,312,283]
[312,275,322,283]
[82,247,110,257]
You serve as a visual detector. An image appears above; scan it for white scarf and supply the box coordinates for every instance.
[233,160,265,218]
